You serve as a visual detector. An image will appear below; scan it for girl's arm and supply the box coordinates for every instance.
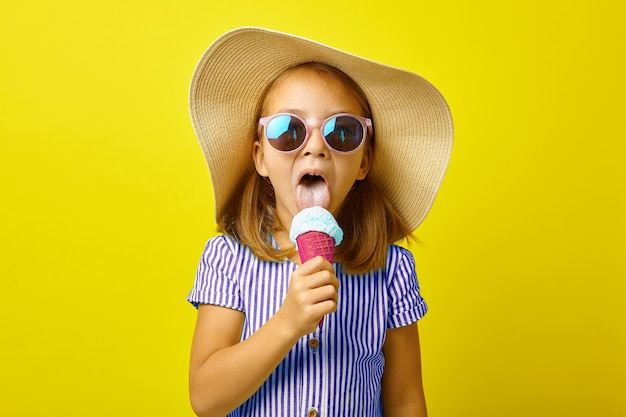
[381,323,428,417]
[189,257,339,417]
[189,304,295,417]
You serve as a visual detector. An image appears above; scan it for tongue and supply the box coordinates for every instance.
[296,178,330,211]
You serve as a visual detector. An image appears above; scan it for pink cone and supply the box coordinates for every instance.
[296,231,336,263]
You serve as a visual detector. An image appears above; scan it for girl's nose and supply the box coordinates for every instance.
[301,127,329,157]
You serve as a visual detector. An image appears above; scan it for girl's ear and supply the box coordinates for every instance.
[252,140,269,177]
[355,145,373,180]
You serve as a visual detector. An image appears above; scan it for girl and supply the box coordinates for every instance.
[187,27,453,417]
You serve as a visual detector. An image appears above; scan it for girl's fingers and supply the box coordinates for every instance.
[292,260,339,291]
[281,257,341,334]
[305,283,339,304]
[296,255,336,275]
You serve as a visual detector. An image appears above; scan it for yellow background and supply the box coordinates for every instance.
[1,0,624,415]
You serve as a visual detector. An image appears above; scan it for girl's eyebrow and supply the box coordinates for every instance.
[273,109,355,117]
[277,108,305,115]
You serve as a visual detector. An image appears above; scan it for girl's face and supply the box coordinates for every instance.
[253,67,372,229]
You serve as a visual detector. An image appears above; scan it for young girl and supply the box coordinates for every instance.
[187,27,453,417]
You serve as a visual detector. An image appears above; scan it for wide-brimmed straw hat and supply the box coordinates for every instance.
[189,27,453,231]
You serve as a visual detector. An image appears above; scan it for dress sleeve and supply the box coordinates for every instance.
[187,235,243,311]
[386,245,428,328]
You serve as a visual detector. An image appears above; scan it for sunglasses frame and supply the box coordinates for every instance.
[258,112,372,154]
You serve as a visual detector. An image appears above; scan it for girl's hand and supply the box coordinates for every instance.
[277,256,339,336]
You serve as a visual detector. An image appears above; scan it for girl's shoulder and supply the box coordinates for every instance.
[387,243,413,256]
[385,244,416,270]
[342,245,416,278]
[200,234,255,264]
[203,233,278,254]
[203,233,241,251]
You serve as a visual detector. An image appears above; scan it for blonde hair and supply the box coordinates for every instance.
[219,62,414,273]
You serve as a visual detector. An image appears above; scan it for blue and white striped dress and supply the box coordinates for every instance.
[188,235,427,417]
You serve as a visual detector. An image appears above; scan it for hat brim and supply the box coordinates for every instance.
[189,27,453,231]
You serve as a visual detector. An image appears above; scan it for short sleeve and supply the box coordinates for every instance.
[187,235,244,311]
[386,246,428,328]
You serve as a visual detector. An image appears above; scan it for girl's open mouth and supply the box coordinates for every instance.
[296,173,330,210]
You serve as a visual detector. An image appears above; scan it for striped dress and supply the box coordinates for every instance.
[188,235,428,417]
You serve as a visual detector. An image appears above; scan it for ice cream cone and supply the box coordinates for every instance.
[296,231,336,263]
[289,207,343,328]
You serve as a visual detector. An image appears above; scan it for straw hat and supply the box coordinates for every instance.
[189,27,453,231]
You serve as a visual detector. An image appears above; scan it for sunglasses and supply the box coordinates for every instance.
[258,113,372,154]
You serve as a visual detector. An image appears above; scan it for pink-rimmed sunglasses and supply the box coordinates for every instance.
[258,113,372,154]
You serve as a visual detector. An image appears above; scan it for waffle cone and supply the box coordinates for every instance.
[296,231,336,263]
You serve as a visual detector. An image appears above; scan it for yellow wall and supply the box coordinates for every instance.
[1,0,624,416]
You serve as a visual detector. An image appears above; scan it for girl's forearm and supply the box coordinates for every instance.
[189,310,300,417]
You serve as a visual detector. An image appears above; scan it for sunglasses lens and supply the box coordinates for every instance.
[265,115,306,152]
[323,115,365,152]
